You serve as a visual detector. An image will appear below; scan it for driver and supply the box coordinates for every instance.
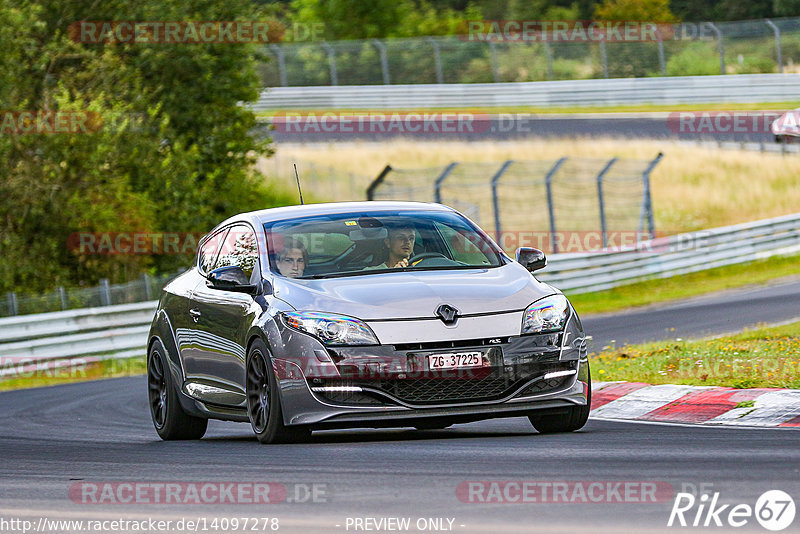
[275,237,308,278]
[367,223,416,269]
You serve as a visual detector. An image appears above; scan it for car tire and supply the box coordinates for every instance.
[147,340,208,440]
[246,339,310,444]
[528,368,591,434]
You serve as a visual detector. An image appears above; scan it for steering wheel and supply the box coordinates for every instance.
[408,252,448,265]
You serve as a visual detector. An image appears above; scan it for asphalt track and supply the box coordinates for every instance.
[265,114,780,143]
[2,278,800,533]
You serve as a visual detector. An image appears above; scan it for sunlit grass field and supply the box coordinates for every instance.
[270,138,800,234]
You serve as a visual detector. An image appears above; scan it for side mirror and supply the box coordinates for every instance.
[207,265,265,295]
[515,247,546,272]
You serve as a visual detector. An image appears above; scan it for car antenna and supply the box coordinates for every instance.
[293,163,304,205]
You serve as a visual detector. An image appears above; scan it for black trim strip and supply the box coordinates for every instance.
[366,308,526,323]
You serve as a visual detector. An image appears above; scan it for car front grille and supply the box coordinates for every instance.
[310,361,576,406]
[377,377,512,404]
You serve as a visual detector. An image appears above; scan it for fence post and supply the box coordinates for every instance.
[58,286,68,310]
[366,165,393,200]
[488,42,500,82]
[765,19,783,73]
[371,39,391,84]
[427,37,444,84]
[544,41,554,80]
[490,160,514,244]
[707,22,725,74]
[321,41,338,85]
[640,152,663,240]
[269,44,288,87]
[142,273,152,300]
[599,40,608,78]
[545,158,568,253]
[434,162,458,204]
[100,278,111,307]
[656,30,666,75]
[595,157,617,249]
[7,292,18,316]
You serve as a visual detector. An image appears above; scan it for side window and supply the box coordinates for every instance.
[215,224,260,281]
[198,229,228,274]
[436,222,493,266]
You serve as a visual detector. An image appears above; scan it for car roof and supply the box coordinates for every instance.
[215,201,455,230]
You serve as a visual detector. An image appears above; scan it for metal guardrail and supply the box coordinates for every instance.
[0,301,157,375]
[1,212,798,372]
[537,212,800,293]
[252,74,800,110]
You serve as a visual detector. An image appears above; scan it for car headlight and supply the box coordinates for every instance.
[522,295,569,335]
[282,311,379,346]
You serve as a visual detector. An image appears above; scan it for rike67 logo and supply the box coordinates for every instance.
[668,490,795,531]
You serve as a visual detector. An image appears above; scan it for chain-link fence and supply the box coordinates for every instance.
[367,155,662,254]
[1,272,182,318]
[258,18,800,87]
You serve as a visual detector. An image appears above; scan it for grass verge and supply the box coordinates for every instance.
[591,321,800,389]
[0,356,145,392]
[567,253,800,315]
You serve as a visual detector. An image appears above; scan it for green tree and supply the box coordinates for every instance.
[0,0,295,294]
[594,0,678,21]
[289,0,481,39]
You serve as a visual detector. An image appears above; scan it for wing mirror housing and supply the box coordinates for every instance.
[515,247,546,272]
[207,265,269,295]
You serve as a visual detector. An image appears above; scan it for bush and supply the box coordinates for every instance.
[732,54,777,73]
[666,42,721,76]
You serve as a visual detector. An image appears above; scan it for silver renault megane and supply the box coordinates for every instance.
[147,201,590,443]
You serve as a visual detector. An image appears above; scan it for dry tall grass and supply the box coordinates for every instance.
[265,139,800,233]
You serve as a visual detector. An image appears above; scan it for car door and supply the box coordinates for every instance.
[184,223,262,405]
[177,227,228,388]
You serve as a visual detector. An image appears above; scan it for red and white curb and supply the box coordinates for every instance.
[590,381,800,427]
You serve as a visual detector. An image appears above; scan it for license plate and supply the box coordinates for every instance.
[427,351,483,370]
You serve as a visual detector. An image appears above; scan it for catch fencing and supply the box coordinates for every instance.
[367,155,662,253]
[2,272,179,319]
[259,18,800,87]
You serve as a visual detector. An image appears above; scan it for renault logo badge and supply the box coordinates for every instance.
[435,304,459,325]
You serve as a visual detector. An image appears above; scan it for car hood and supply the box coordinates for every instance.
[271,263,556,320]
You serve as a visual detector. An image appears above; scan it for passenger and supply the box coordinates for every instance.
[275,237,308,278]
[368,224,416,269]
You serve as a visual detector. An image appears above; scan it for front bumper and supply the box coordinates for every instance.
[271,313,589,427]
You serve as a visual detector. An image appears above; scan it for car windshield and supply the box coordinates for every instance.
[264,210,505,279]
